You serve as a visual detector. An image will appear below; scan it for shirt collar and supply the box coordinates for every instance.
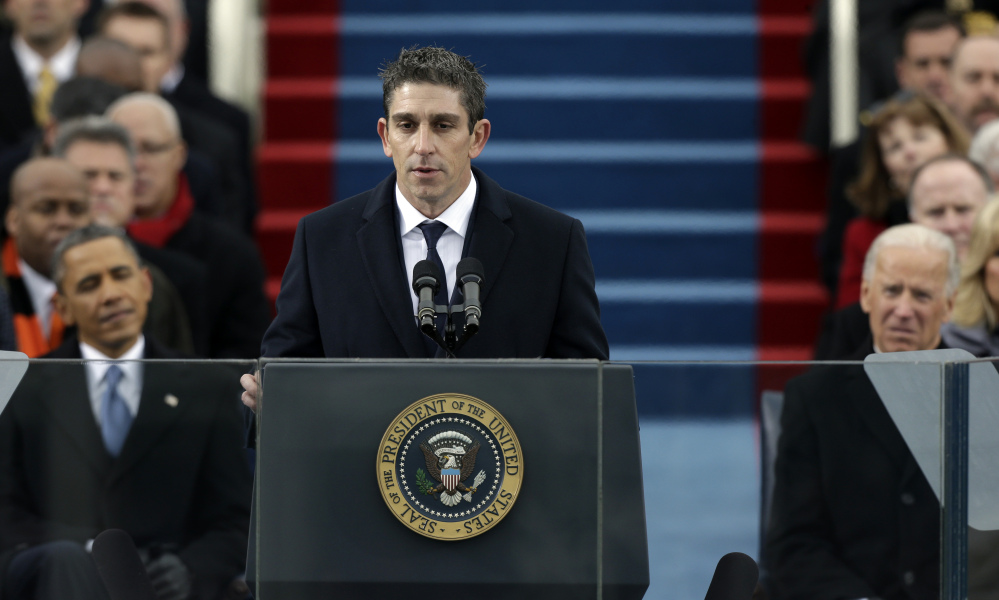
[160,63,184,94]
[80,335,146,380]
[395,172,477,237]
[12,34,80,84]
[17,257,56,309]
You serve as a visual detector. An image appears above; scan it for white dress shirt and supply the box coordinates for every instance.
[11,34,80,93]
[18,258,57,338]
[81,335,146,426]
[397,173,477,315]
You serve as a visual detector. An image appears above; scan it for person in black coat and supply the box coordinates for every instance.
[0,225,251,600]
[766,224,959,600]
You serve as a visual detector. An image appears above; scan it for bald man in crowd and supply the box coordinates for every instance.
[107,93,269,358]
[3,157,90,356]
[908,154,993,260]
[949,36,999,134]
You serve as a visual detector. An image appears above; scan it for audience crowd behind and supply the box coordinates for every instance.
[1,1,999,599]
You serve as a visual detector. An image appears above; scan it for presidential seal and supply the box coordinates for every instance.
[377,393,523,541]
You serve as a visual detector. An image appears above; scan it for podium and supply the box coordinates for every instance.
[248,359,649,599]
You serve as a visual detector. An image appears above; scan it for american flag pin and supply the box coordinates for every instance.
[165,394,179,407]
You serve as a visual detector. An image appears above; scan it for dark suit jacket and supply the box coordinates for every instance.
[261,166,609,360]
[0,337,252,600]
[0,32,36,155]
[168,73,256,232]
[166,212,271,359]
[765,342,939,600]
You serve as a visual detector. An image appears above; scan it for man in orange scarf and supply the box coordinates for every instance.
[3,157,90,356]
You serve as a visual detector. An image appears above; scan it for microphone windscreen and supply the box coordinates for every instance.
[703,552,759,600]
[413,259,440,282]
[456,257,484,282]
[91,529,158,600]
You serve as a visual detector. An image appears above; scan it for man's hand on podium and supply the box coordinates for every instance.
[240,372,260,413]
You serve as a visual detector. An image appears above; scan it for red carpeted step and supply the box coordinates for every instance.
[269,0,339,15]
[264,79,337,142]
[757,281,827,348]
[761,79,809,141]
[258,142,331,211]
[266,17,339,79]
[759,212,823,280]
[759,16,811,79]
[760,142,826,212]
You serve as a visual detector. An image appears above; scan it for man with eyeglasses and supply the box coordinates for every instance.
[106,93,269,359]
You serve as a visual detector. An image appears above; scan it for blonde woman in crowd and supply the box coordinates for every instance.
[942,198,999,356]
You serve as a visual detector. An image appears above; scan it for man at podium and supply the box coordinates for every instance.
[765,224,958,600]
[242,46,608,411]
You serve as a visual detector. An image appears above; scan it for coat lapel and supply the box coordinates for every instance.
[40,360,112,478]
[106,342,187,484]
[355,174,427,357]
[465,167,514,306]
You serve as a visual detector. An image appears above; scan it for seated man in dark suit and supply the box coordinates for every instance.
[0,224,252,600]
[240,45,608,413]
[766,223,959,600]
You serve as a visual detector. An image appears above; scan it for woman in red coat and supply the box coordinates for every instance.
[836,91,969,308]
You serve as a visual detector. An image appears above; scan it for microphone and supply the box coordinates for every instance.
[703,552,759,600]
[456,257,484,334]
[91,529,158,600]
[412,260,441,335]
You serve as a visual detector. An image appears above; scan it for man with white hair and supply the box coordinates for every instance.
[106,92,269,358]
[767,224,957,600]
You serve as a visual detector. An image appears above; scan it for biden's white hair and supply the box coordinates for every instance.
[862,223,960,296]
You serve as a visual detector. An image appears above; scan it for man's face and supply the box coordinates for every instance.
[109,103,185,219]
[62,140,137,228]
[55,236,151,358]
[949,37,999,132]
[861,245,953,353]
[132,0,187,65]
[909,160,989,259]
[101,15,170,93]
[896,26,962,100]
[4,0,86,50]
[6,161,90,276]
[377,83,490,218]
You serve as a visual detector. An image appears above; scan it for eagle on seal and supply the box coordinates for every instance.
[420,430,482,507]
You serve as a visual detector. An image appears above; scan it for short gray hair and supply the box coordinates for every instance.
[105,92,182,140]
[52,116,136,172]
[862,223,960,295]
[51,224,142,291]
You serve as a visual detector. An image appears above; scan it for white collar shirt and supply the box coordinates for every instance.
[81,335,146,425]
[397,173,477,315]
[18,258,57,338]
[11,34,80,94]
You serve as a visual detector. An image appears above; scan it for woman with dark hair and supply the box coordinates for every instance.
[835,91,969,308]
